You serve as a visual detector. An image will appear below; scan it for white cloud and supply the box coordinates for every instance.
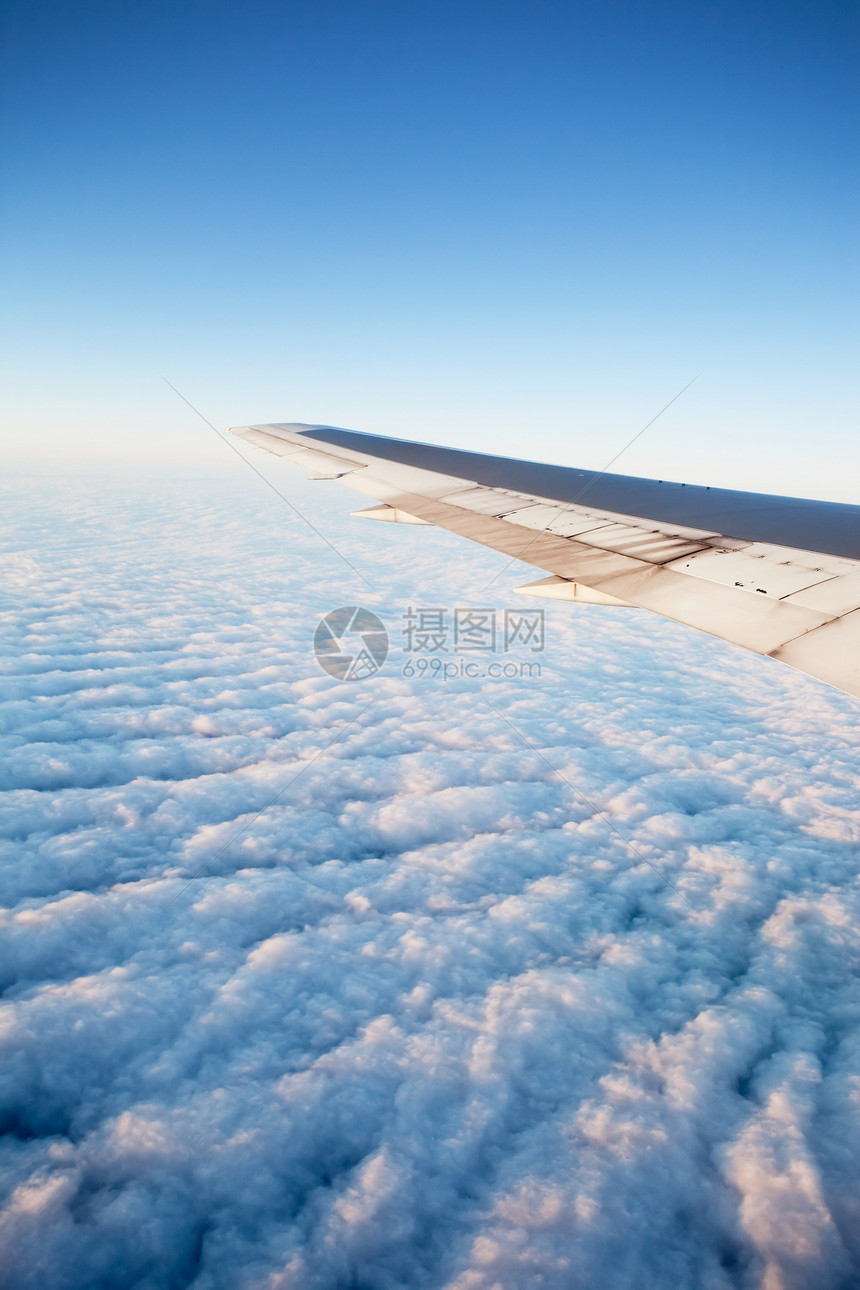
[1,472,859,1288]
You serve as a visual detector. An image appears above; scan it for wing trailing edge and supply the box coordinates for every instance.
[230,422,860,701]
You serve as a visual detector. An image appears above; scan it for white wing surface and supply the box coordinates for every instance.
[230,422,860,701]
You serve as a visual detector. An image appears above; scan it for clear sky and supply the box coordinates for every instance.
[2,0,857,499]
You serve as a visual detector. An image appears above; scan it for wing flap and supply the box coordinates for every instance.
[230,422,860,699]
[773,610,860,696]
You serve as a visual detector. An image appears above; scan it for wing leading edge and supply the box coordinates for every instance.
[229,422,860,701]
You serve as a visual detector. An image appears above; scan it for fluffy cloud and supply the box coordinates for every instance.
[1,471,859,1289]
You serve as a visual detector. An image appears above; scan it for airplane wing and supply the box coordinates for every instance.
[229,422,860,701]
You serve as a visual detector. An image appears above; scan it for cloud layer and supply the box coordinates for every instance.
[2,471,859,1289]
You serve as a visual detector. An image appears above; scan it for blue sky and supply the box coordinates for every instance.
[2,0,857,498]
